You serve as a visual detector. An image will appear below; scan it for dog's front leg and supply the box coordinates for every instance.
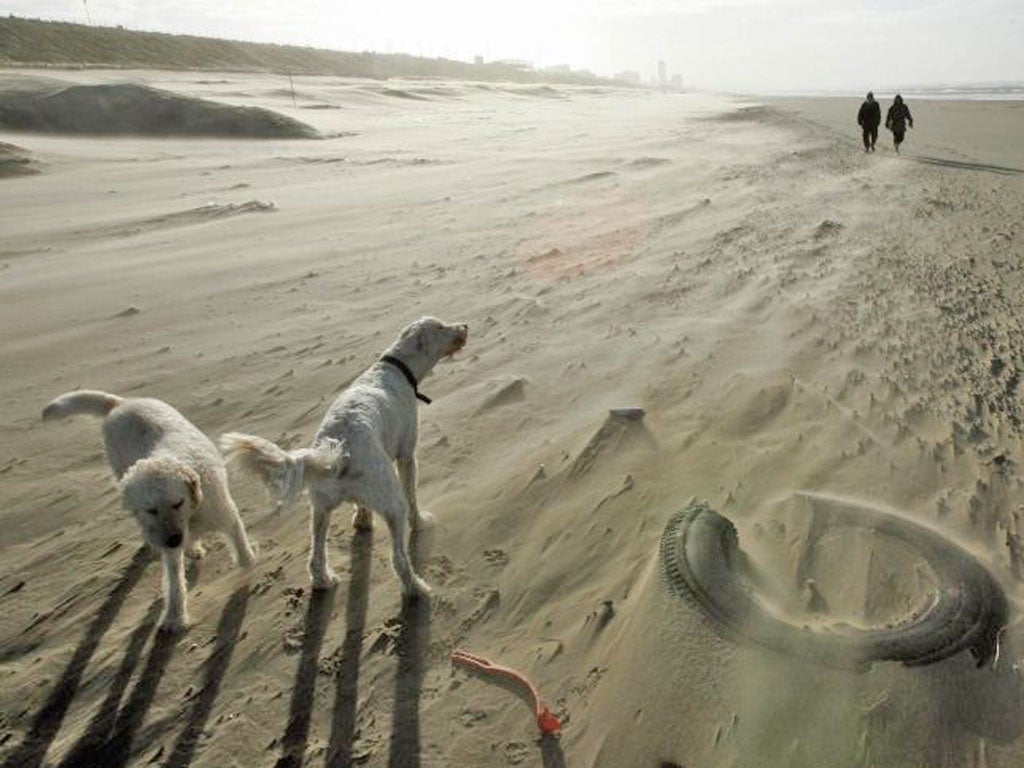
[159,547,189,632]
[397,454,433,530]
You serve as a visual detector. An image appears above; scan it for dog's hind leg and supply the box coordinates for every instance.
[358,480,430,599]
[225,512,257,569]
[206,484,257,568]
[385,509,431,599]
[222,497,257,568]
[397,453,433,530]
[159,547,189,632]
[309,488,341,589]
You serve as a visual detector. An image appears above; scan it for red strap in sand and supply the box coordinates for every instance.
[451,649,562,735]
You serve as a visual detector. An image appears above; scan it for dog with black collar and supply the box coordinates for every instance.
[221,316,467,598]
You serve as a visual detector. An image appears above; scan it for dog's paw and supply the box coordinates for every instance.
[186,542,207,560]
[158,614,191,634]
[238,551,258,569]
[311,569,340,590]
[236,542,258,569]
[413,509,436,529]
[404,575,432,600]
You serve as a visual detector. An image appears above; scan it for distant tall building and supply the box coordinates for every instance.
[657,60,667,85]
[474,55,484,65]
[671,74,683,90]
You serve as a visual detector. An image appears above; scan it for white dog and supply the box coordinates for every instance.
[221,316,468,599]
[42,391,257,632]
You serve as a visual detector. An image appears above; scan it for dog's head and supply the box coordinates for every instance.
[120,456,202,550]
[392,316,469,367]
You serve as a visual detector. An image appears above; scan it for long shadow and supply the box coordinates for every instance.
[274,584,337,768]
[163,585,251,768]
[1,546,153,768]
[540,734,567,768]
[911,155,1024,176]
[100,622,179,768]
[387,528,432,768]
[325,530,373,767]
[55,599,164,768]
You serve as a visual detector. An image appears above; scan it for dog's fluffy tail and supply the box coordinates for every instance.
[220,432,348,509]
[42,390,123,421]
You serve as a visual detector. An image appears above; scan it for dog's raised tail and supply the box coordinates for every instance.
[42,390,123,421]
[220,432,348,509]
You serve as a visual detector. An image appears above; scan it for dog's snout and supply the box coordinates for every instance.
[165,532,183,549]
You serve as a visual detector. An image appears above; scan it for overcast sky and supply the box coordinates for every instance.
[4,1,1022,91]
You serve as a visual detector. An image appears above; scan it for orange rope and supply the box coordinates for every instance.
[451,649,562,735]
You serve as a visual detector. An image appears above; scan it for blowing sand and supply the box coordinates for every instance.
[1,70,1024,768]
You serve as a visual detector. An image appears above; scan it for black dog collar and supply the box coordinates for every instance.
[380,355,432,404]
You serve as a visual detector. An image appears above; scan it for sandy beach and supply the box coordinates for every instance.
[2,70,1024,767]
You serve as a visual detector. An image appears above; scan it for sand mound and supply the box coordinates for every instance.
[0,142,38,178]
[80,201,277,240]
[500,85,566,99]
[380,88,431,101]
[475,377,528,414]
[0,83,318,138]
[569,409,654,479]
[705,105,783,123]
[628,156,671,169]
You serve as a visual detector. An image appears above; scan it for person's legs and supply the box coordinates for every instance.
[862,127,870,152]
[869,126,878,151]
[894,130,904,153]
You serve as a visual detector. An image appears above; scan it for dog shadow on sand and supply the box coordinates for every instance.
[162,584,250,768]
[2,546,155,768]
[2,548,251,768]
[325,529,374,766]
[387,526,431,768]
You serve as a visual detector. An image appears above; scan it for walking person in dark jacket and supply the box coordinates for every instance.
[885,94,914,154]
[857,92,881,152]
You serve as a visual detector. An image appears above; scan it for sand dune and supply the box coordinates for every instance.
[0,141,37,177]
[2,70,1024,768]
[0,81,317,138]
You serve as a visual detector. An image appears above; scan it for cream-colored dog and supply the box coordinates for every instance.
[221,316,467,599]
[43,391,257,632]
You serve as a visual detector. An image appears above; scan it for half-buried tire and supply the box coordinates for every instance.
[660,495,1008,668]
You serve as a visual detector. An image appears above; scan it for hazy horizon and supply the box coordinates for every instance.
[3,1,1022,92]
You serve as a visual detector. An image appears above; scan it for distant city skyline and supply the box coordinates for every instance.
[2,1,1022,92]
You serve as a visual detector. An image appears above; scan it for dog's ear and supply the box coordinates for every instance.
[183,466,203,507]
[399,319,427,352]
